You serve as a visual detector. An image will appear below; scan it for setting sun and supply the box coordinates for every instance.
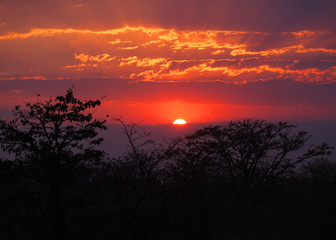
[173,119,187,125]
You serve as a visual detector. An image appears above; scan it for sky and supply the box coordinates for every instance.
[0,0,336,124]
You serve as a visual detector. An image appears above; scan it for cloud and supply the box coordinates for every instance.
[74,53,115,63]
[118,46,139,50]
[136,58,167,67]
[0,26,335,84]
[63,53,116,70]
[119,56,138,66]
[285,30,315,38]
[0,75,47,81]
[1,0,336,34]
[230,45,336,56]
[119,56,167,69]
[0,26,169,40]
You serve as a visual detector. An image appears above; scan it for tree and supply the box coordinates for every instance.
[108,119,180,240]
[0,87,107,240]
[296,158,336,239]
[180,119,331,238]
[185,119,331,189]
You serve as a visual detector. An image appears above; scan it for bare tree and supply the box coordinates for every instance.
[109,119,181,240]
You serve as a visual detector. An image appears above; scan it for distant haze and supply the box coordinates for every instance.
[99,121,336,159]
[1,121,335,160]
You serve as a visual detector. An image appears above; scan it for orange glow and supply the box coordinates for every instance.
[173,119,187,125]
[98,100,336,125]
[1,26,335,84]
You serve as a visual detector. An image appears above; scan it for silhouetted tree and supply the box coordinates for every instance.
[0,88,107,239]
[302,158,336,184]
[298,158,336,238]
[179,119,331,238]
[109,119,181,240]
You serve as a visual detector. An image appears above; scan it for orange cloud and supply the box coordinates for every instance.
[75,53,115,63]
[63,53,116,70]
[0,26,168,40]
[137,58,167,67]
[230,45,299,56]
[0,75,47,81]
[296,47,336,54]
[109,39,134,45]
[211,50,226,55]
[119,56,139,66]
[119,56,167,68]
[129,61,336,84]
[285,30,315,38]
[118,46,139,50]
[230,45,336,56]
[1,26,335,84]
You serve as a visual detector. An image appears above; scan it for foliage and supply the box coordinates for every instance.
[0,88,106,159]
[0,87,107,240]
[183,119,331,183]
[171,119,332,238]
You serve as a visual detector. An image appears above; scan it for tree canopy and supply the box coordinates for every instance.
[0,88,108,240]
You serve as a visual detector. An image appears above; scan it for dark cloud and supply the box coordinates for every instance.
[1,0,336,34]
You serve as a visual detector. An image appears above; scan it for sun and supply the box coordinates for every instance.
[173,119,187,125]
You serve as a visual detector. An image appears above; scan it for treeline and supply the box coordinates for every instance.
[0,89,335,240]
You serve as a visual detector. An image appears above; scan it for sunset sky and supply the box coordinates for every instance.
[1,0,336,124]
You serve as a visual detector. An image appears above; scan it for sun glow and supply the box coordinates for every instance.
[173,119,187,125]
